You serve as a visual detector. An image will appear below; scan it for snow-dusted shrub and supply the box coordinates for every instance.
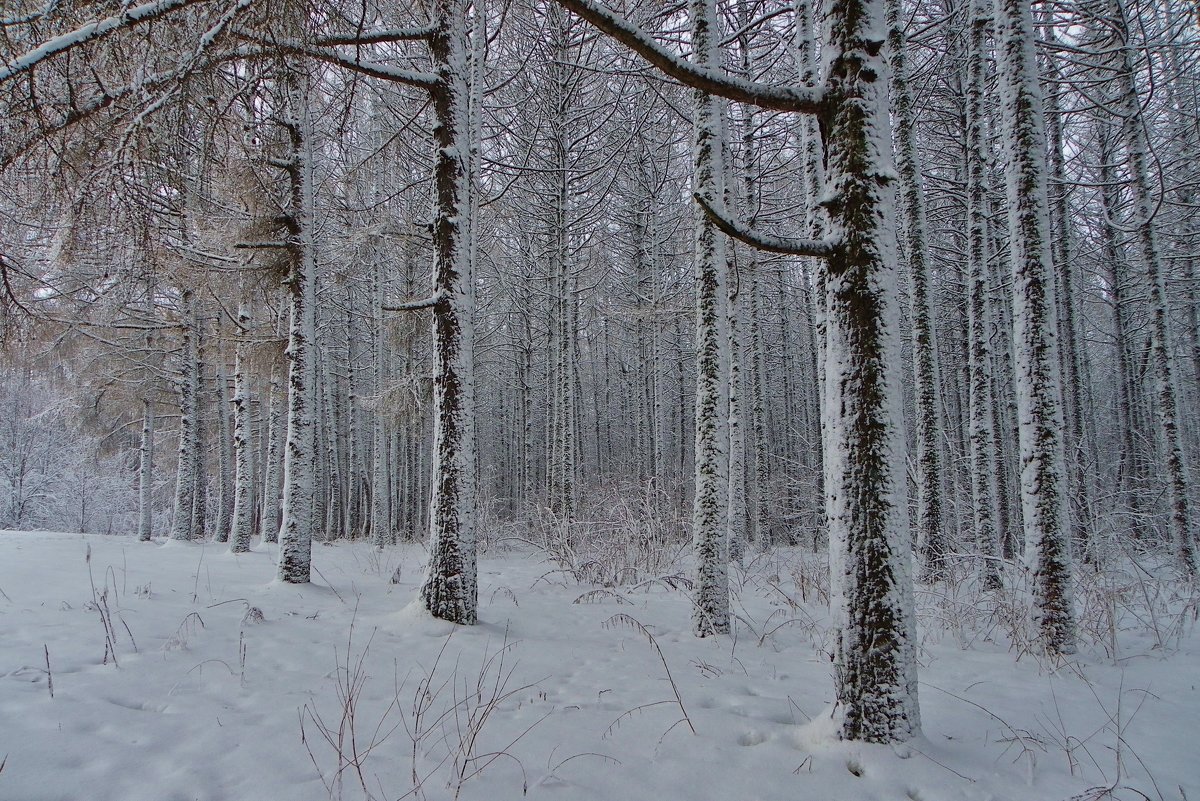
[519,481,688,586]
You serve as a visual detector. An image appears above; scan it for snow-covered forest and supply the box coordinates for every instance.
[0,0,1198,798]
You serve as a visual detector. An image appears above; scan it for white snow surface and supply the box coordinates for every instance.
[0,531,1196,801]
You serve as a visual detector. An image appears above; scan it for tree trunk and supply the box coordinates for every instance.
[822,0,920,742]
[996,0,1076,654]
[277,60,320,584]
[689,0,731,638]
[138,396,155,541]
[1108,0,1196,574]
[419,0,478,624]
[230,300,254,553]
[887,0,946,582]
[966,0,1002,589]
[170,290,200,541]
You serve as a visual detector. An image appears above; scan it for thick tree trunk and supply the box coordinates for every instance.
[420,0,478,624]
[277,61,320,584]
[689,0,731,638]
[822,0,920,743]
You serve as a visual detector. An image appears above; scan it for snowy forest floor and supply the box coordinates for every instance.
[0,531,1196,801]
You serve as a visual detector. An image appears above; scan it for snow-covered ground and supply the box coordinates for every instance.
[0,531,1195,801]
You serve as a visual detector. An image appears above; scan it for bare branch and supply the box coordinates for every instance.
[0,0,220,84]
[313,26,436,46]
[693,193,836,257]
[552,0,823,113]
[234,241,292,250]
[233,33,439,88]
[383,291,444,312]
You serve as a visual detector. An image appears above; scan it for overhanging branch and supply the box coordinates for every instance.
[1,0,220,84]
[383,290,443,312]
[313,25,436,46]
[552,0,823,114]
[694,193,836,258]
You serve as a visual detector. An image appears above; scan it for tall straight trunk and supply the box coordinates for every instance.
[996,0,1076,654]
[798,0,824,542]
[1041,18,1093,564]
[547,87,576,519]
[345,290,362,538]
[277,60,320,583]
[420,0,478,624]
[138,396,155,541]
[1107,0,1196,574]
[728,8,755,566]
[748,264,769,550]
[727,263,746,565]
[987,198,1020,559]
[320,350,344,541]
[191,316,209,540]
[260,358,283,543]
[214,361,233,543]
[966,0,1001,589]
[886,0,946,581]
[170,290,200,541]
[371,259,390,548]
[230,300,255,553]
[518,287,534,510]
[821,0,920,743]
[689,0,731,638]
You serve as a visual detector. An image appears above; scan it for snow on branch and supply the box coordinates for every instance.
[552,0,823,113]
[693,193,836,257]
[312,26,436,46]
[383,291,444,312]
[233,33,439,88]
[0,0,216,84]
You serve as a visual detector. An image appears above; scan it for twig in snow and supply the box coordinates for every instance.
[43,644,53,699]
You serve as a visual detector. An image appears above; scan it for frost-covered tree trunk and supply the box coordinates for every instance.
[727,5,756,567]
[727,265,745,565]
[277,61,319,584]
[138,396,155,541]
[214,361,233,543]
[170,290,200,541]
[260,358,283,544]
[320,350,344,540]
[886,0,946,582]
[689,0,731,638]
[420,0,478,624]
[545,20,577,520]
[1107,0,1196,574]
[230,300,254,553]
[797,0,825,544]
[749,264,769,550]
[371,258,390,549]
[822,0,920,742]
[344,291,362,538]
[191,322,208,540]
[995,0,1076,654]
[1041,16,1093,564]
[965,0,1002,589]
